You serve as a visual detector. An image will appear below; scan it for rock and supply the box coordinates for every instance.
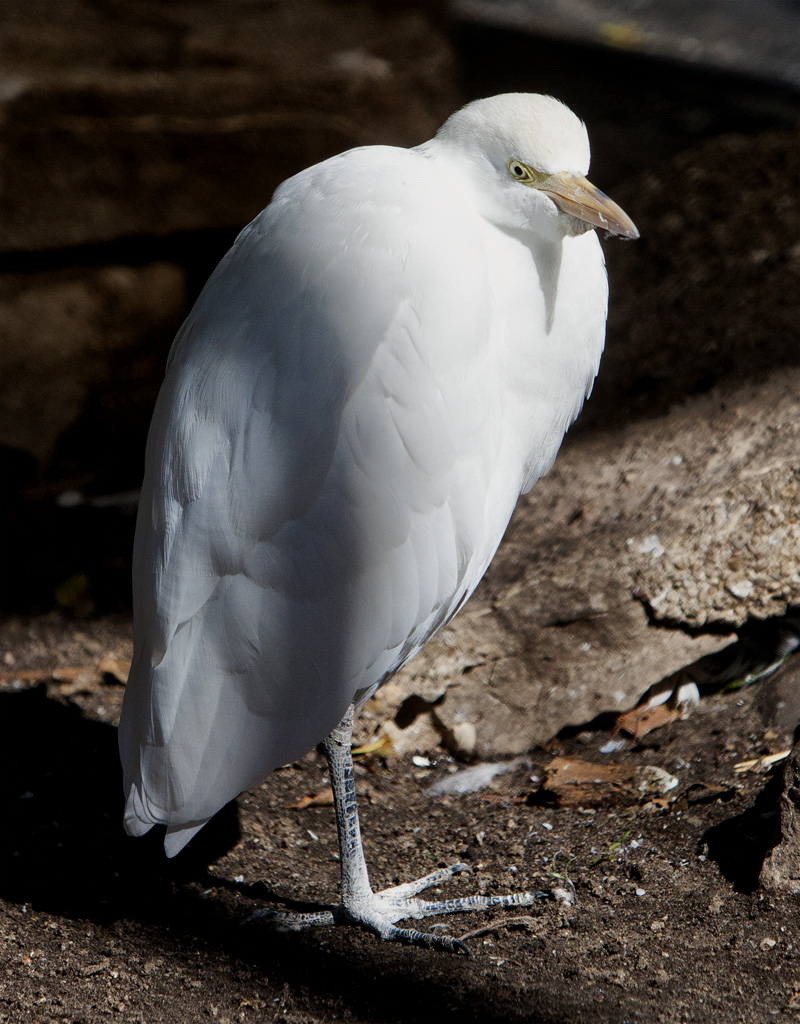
[379,712,442,759]
[0,263,186,463]
[759,741,800,895]
[448,721,478,759]
[0,0,458,479]
[0,1,457,252]
[628,377,800,628]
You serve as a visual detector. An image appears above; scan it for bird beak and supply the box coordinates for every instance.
[540,173,639,239]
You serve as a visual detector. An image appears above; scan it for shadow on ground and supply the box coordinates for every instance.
[1,684,618,1024]
[0,686,232,915]
[701,772,783,893]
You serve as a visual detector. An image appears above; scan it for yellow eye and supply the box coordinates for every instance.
[508,158,532,183]
[508,159,549,186]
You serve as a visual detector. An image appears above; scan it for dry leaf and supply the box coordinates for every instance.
[534,756,678,808]
[55,670,103,696]
[98,655,131,684]
[352,734,394,757]
[80,959,110,976]
[733,750,791,774]
[0,668,54,683]
[0,665,103,693]
[614,702,679,741]
[479,793,526,805]
[0,652,131,691]
[288,787,334,810]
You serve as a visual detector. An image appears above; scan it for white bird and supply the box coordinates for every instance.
[119,93,638,954]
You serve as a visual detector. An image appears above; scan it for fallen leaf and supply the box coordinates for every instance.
[55,670,103,696]
[734,750,791,774]
[98,655,131,684]
[288,787,334,810]
[533,756,678,808]
[0,668,53,683]
[352,734,394,757]
[0,653,131,692]
[614,702,679,741]
[0,665,103,693]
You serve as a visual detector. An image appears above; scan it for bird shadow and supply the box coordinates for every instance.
[0,684,240,922]
[0,684,613,1024]
[700,770,784,893]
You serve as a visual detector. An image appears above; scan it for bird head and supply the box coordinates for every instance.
[430,93,638,242]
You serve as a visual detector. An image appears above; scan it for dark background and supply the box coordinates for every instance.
[2,0,798,617]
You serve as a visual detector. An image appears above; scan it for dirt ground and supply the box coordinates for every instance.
[1,613,799,1024]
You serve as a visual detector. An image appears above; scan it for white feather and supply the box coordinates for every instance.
[119,94,612,850]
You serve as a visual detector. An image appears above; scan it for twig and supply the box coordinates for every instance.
[457,915,539,942]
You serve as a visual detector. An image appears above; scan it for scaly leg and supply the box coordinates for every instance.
[250,704,544,954]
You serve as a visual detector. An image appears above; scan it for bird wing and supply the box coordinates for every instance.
[119,147,502,845]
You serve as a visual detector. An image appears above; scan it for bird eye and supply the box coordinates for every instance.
[508,159,531,182]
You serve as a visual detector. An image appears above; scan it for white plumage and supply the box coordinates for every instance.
[119,93,637,950]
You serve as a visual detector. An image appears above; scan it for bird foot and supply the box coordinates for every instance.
[247,862,546,954]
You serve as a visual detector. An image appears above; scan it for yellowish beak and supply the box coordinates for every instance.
[540,172,639,239]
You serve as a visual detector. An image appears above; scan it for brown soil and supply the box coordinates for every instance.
[1,615,799,1024]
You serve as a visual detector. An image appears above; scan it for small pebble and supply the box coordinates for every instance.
[727,578,753,599]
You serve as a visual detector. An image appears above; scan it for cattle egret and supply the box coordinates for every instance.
[119,93,638,953]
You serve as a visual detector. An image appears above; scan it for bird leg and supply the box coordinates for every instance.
[250,704,545,954]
